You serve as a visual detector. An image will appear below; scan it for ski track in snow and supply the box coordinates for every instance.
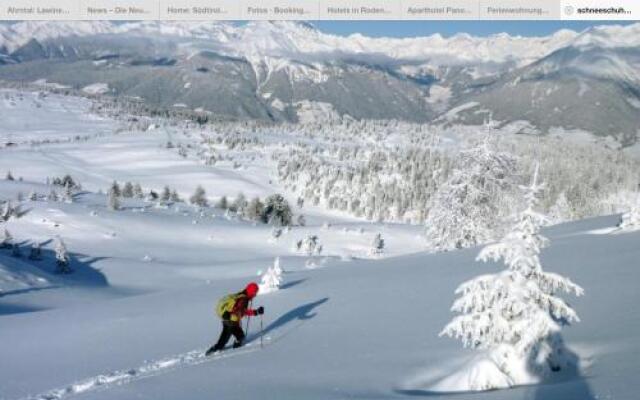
[21,338,271,400]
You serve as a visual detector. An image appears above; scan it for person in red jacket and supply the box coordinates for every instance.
[206,282,264,355]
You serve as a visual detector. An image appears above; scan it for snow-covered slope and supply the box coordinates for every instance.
[0,85,638,400]
[0,193,637,400]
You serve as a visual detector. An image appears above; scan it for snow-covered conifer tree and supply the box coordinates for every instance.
[133,183,144,199]
[28,190,38,201]
[63,182,74,203]
[29,242,42,260]
[259,257,283,294]
[245,197,264,221]
[161,186,171,202]
[190,185,208,207]
[170,189,180,202]
[618,196,640,231]
[107,185,120,211]
[371,233,384,256]
[297,214,306,227]
[300,235,322,256]
[440,165,583,390]
[0,228,13,248]
[47,189,59,202]
[6,170,14,181]
[216,196,228,210]
[1,201,14,222]
[425,136,517,251]
[262,194,293,226]
[54,236,71,274]
[122,182,134,198]
[230,193,247,214]
[109,181,121,197]
[11,243,21,258]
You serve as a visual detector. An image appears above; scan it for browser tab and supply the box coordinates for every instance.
[81,0,158,19]
[1,0,77,20]
[404,0,479,19]
[242,0,319,20]
[159,0,238,20]
[479,0,560,19]
[320,0,401,20]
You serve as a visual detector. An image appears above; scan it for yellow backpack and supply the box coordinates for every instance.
[216,292,244,320]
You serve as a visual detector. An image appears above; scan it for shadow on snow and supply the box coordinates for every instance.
[247,297,329,342]
[394,332,596,400]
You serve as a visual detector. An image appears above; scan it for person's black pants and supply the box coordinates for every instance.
[212,320,245,351]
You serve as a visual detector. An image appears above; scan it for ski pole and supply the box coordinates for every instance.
[260,314,264,349]
[244,299,253,338]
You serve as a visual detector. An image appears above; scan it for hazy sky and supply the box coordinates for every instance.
[312,20,635,38]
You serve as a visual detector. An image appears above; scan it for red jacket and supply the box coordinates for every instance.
[229,293,257,322]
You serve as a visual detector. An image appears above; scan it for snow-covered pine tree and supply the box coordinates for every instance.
[1,201,13,222]
[63,182,74,203]
[109,181,121,197]
[216,196,228,210]
[0,228,13,249]
[230,193,247,214]
[271,227,283,240]
[371,233,385,256]
[262,194,293,226]
[259,257,283,294]
[618,197,640,231]
[47,189,59,202]
[133,183,144,199]
[297,214,306,227]
[54,236,71,274]
[161,186,171,202]
[300,235,322,256]
[425,136,517,251]
[146,190,158,202]
[122,182,134,198]
[6,170,14,181]
[107,184,120,211]
[11,243,21,258]
[28,190,38,201]
[245,197,263,221]
[29,242,42,260]
[440,164,584,390]
[170,189,181,203]
[190,185,208,207]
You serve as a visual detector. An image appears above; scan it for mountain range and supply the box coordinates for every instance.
[0,21,639,145]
